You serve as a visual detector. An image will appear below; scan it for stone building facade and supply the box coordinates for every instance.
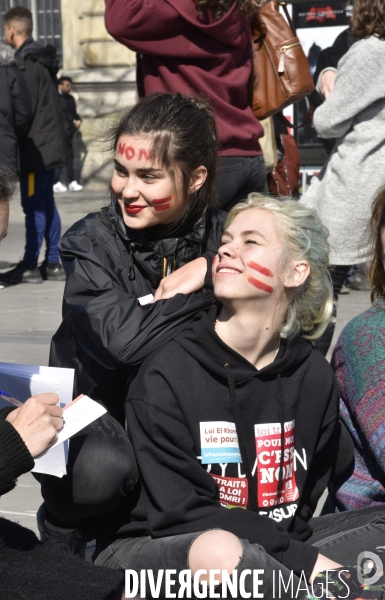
[0,0,137,189]
[60,0,137,189]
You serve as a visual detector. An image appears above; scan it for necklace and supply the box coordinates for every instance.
[214,319,280,361]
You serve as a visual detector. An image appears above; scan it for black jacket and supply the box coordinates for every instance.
[0,406,124,598]
[0,43,32,173]
[15,38,67,174]
[59,90,81,139]
[50,194,225,423]
[125,307,340,579]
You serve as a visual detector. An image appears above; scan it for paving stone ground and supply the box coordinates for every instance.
[0,190,371,533]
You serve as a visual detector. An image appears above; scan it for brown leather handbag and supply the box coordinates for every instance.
[250,1,314,121]
[268,133,300,198]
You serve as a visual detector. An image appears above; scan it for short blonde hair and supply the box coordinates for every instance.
[226,194,333,340]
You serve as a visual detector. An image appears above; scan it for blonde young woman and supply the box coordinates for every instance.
[95,195,385,600]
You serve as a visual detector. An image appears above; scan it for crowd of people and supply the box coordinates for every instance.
[1,0,385,599]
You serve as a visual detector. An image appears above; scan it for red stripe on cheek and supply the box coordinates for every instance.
[152,196,173,205]
[247,276,273,293]
[154,204,171,212]
[247,261,273,277]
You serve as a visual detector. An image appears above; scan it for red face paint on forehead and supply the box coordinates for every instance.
[247,261,273,278]
[247,276,273,293]
[117,144,151,161]
[138,148,151,161]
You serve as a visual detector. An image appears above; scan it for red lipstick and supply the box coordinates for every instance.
[125,205,145,214]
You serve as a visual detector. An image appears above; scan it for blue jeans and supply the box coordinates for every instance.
[20,169,61,269]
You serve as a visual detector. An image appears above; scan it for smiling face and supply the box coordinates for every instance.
[213,208,309,306]
[111,134,186,230]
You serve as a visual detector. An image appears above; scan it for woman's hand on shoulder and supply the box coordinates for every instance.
[154,256,208,301]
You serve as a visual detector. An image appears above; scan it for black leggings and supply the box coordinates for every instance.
[35,413,137,531]
[216,155,266,211]
[314,265,351,357]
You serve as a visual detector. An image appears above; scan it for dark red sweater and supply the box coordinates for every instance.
[105,0,263,156]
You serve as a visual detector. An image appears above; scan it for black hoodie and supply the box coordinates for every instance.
[125,307,340,579]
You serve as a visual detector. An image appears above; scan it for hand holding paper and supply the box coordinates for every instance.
[45,395,107,454]
[6,393,63,458]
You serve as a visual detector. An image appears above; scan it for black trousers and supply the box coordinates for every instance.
[36,413,137,534]
[55,140,75,184]
[216,155,266,211]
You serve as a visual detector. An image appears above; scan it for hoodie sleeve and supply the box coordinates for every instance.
[104,0,183,55]
[127,367,319,578]
[57,228,216,369]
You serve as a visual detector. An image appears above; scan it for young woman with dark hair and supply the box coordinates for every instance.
[104,0,266,211]
[36,92,226,551]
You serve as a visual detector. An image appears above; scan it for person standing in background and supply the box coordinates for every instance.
[104,0,266,211]
[54,76,83,193]
[0,41,31,174]
[300,0,385,357]
[0,7,67,286]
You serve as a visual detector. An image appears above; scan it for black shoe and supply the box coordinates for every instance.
[39,261,66,281]
[0,261,43,284]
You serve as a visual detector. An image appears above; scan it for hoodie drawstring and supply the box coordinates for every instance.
[224,364,258,512]
[224,364,285,511]
[276,373,285,500]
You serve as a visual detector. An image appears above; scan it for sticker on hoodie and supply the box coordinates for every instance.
[200,421,241,464]
[255,420,299,507]
[210,474,248,509]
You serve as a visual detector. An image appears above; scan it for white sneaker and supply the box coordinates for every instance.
[53,182,68,193]
[69,180,83,192]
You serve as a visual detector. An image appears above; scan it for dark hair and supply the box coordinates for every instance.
[368,186,385,302]
[3,6,33,36]
[0,165,17,203]
[350,0,385,40]
[194,0,260,19]
[58,76,72,85]
[109,92,218,233]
